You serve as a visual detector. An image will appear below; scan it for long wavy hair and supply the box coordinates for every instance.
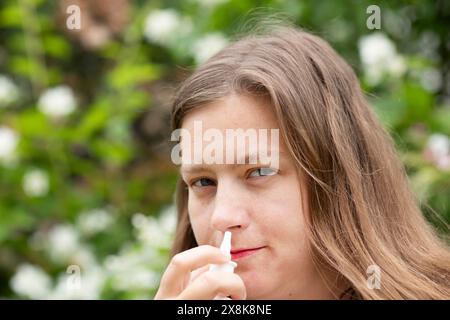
[169,26,450,299]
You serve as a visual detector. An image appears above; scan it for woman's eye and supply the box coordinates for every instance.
[192,178,216,187]
[248,167,278,178]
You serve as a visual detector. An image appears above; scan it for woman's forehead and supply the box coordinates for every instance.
[181,94,278,131]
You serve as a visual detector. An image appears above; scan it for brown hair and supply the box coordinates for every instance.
[169,26,450,299]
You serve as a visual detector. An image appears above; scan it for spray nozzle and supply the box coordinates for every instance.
[209,231,237,273]
[219,231,232,258]
[209,231,237,300]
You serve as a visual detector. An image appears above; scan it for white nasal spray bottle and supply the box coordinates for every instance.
[209,231,237,299]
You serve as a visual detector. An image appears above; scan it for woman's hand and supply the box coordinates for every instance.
[154,245,247,300]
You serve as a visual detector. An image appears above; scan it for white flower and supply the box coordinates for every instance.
[132,213,156,244]
[38,85,76,118]
[425,133,450,171]
[110,265,159,291]
[133,207,176,246]
[10,264,52,299]
[77,208,114,235]
[144,9,181,45]
[49,266,105,299]
[420,68,442,93]
[427,134,450,158]
[131,213,164,247]
[119,267,159,291]
[358,32,406,85]
[131,212,146,228]
[46,224,81,263]
[22,169,49,197]
[0,75,19,107]
[359,33,396,66]
[159,205,177,233]
[105,251,160,291]
[0,126,19,165]
[193,33,228,64]
[435,156,450,170]
[72,245,97,268]
[194,0,229,8]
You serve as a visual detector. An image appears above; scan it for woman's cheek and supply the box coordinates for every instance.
[188,200,211,244]
[254,187,304,238]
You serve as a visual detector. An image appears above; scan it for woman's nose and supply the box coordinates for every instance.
[210,181,250,232]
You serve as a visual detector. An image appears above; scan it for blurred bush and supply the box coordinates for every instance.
[0,0,449,299]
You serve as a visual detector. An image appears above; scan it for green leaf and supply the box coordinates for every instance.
[0,4,23,28]
[74,100,110,139]
[0,207,35,244]
[401,82,433,123]
[42,34,71,59]
[107,63,160,90]
[12,109,51,137]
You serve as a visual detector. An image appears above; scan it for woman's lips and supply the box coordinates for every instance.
[231,247,265,260]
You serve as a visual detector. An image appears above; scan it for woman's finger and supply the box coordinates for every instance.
[178,271,246,300]
[188,265,210,285]
[156,245,229,298]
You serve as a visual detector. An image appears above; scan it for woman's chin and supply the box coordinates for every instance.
[236,269,270,300]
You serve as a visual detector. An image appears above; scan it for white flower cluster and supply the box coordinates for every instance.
[104,249,160,294]
[358,32,406,85]
[22,169,49,197]
[10,205,177,299]
[424,133,450,171]
[38,85,77,118]
[132,205,177,248]
[194,0,229,8]
[10,264,52,299]
[0,74,19,108]
[419,68,442,93]
[46,224,83,264]
[192,33,228,64]
[0,126,19,166]
[143,8,228,64]
[143,9,192,46]
[48,266,105,299]
[77,208,115,236]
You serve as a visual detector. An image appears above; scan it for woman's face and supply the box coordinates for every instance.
[180,94,334,299]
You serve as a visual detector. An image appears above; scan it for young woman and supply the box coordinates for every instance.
[154,26,450,300]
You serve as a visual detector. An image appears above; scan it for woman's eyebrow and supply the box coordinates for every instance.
[180,150,285,175]
[235,149,284,166]
[180,165,207,175]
